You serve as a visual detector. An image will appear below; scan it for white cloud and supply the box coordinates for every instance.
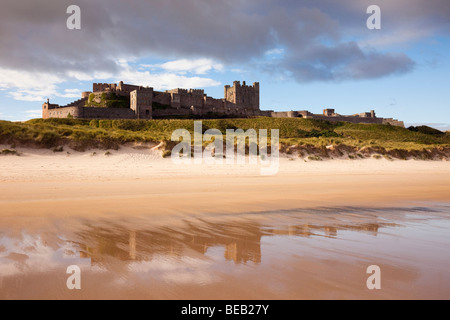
[0,234,90,278]
[0,67,115,102]
[66,70,114,82]
[0,68,65,102]
[149,58,224,75]
[65,89,80,93]
[0,68,63,90]
[128,255,217,285]
[118,61,221,90]
[60,89,82,99]
[24,109,42,118]
[0,59,223,104]
[265,48,285,56]
[10,88,82,102]
[10,92,45,102]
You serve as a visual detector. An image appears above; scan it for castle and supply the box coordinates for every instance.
[42,81,404,127]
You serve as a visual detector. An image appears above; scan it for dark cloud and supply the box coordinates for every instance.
[280,43,415,82]
[1,0,448,82]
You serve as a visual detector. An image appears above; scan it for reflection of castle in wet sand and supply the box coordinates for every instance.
[76,218,384,266]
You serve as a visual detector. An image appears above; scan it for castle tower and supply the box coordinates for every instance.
[42,101,50,119]
[42,99,61,119]
[323,109,335,117]
[130,87,153,119]
[224,81,260,111]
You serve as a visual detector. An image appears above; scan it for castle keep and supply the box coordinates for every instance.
[42,81,404,127]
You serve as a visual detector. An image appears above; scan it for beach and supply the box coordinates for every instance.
[0,145,449,299]
[1,145,449,216]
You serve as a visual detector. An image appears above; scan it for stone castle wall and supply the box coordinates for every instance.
[153,108,192,118]
[382,119,405,127]
[204,96,224,113]
[82,107,136,119]
[43,103,135,120]
[45,106,82,119]
[180,93,204,110]
[271,109,404,127]
[306,114,384,124]
[153,92,171,106]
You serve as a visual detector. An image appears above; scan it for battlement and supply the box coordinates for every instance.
[93,83,117,92]
[189,89,205,96]
[230,81,259,89]
[166,88,205,96]
[166,88,188,94]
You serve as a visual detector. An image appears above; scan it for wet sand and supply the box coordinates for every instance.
[0,146,449,299]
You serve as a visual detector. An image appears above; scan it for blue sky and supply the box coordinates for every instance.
[0,0,449,130]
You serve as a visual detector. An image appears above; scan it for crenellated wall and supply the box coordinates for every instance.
[93,83,117,92]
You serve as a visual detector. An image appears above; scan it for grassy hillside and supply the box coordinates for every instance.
[1,118,449,159]
[85,92,129,108]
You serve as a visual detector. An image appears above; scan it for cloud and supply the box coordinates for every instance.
[0,58,221,102]
[8,87,81,102]
[1,0,449,83]
[118,61,221,90]
[0,68,87,102]
[60,89,82,99]
[128,256,217,285]
[0,234,90,278]
[24,109,43,118]
[156,58,224,75]
[277,43,415,82]
[265,48,285,57]
[0,68,64,101]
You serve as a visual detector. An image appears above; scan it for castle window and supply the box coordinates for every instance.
[146,110,150,116]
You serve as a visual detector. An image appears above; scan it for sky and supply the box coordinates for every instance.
[0,0,449,130]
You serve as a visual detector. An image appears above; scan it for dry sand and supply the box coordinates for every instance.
[0,145,449,300]
[1,144,449,217]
